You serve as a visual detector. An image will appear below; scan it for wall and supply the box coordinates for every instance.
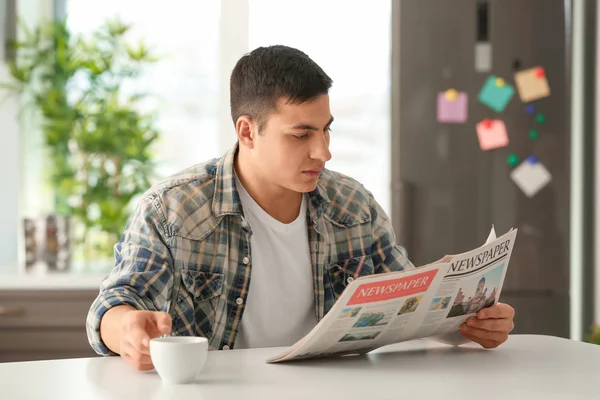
[0,63,20,270]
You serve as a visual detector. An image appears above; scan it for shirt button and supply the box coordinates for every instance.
[236,297,243,305]
[241,220,248,228]
[242,257,250,265]
[223,345,230,350]
[347,277,354,284]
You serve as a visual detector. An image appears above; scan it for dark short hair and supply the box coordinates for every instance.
[230,45,333,132]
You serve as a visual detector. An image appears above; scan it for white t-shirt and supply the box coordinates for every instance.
[233,175,317,349]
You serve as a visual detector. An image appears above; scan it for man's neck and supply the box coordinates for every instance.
[234,153,303,224]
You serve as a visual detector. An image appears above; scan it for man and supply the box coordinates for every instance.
[86,45,515,371]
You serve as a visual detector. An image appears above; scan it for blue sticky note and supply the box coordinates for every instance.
[478,75,515,112]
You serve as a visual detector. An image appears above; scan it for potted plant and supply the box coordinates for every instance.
[585,323,600,345]
[1,18,161,271]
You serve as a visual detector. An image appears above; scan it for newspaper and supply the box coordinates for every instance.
[266,226,517,363]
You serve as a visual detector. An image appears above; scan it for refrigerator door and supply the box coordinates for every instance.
[392,0,570,337]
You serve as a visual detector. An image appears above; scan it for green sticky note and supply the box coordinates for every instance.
[478,75,515,112]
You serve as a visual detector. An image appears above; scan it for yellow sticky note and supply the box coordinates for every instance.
[514,67,550,102]
[476,119,509,151]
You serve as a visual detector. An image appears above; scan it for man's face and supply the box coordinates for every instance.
[249,94,333,193]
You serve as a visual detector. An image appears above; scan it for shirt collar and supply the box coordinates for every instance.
[211,142,331,218]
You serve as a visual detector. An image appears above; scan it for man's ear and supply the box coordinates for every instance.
[236,116,256,149]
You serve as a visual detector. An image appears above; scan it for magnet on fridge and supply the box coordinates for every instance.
[512,58,522,70]
[535,113,546,123]
[526,105,535,115]
[529,130,539,140]
[527,155,538,164]
[445,89,458,101]
[535,67,546,78]
[507,154,519,167]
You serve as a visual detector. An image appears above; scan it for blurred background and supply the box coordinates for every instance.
[0,0,598,362]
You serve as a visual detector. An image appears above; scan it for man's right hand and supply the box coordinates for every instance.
[100,306,172,371]
[120,309,172,371]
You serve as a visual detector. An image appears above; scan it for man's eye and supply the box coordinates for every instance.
[294,134,308,140]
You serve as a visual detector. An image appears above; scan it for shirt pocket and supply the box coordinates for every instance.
[326,255,375,299]
[181,269,224,301]
[174,269,224,338]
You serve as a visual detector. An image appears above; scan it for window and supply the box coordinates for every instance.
[66,0,222,178]
[27,0,224,272]
[248,0,392,214]
[18,1,392,273]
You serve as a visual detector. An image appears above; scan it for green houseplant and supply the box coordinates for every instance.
[585,323,600,345]
[1,18,161,267]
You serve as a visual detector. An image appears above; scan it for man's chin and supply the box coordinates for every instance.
[289,181,319,194]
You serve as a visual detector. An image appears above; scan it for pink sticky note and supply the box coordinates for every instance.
[476,120,509,151]
[437,91,468,123]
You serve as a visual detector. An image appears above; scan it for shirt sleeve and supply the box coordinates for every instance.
[368,192,416,273]
[85,193,174,356]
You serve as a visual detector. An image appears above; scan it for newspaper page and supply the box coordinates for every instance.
[266,227,517,363]
[430,226,499,346]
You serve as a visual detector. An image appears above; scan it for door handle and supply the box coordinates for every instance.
[0,305,25,316]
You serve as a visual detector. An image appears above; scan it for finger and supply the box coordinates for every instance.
[121,349,155,371]
[461,324,508,343]
[133,353,154,367]
[127,327,151,355]
[151,312,173,335]
[477,303,515,319]
[467,317,514,333]
[460,330,499,349]
[127,350,154,367]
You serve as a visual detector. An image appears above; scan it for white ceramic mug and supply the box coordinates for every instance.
[150,336,209,384]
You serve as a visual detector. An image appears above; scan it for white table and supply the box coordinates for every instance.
[0,334,597,400]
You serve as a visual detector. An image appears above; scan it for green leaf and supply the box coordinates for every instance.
[1,16,163,261]
[17,17,34,43]
[0,82,20,92]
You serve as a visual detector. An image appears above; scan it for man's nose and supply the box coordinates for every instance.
[310,135,332,162]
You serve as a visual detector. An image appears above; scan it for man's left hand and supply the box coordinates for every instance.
[460,303,515,349]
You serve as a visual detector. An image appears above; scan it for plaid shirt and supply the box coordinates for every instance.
[86,144,414,355]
